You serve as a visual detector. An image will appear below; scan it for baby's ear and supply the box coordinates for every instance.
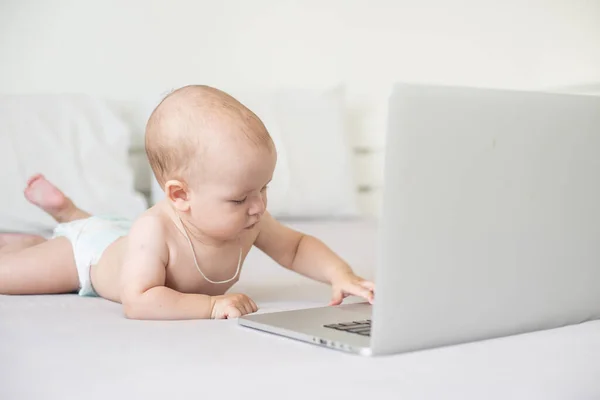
[164,179,190,211]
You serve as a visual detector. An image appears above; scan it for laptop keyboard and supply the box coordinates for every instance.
[324,319,371,336]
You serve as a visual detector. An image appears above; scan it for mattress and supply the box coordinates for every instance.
[1,219,599,400]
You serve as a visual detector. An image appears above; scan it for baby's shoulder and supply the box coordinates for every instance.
[124,208,173,260]
[128,205,171,240]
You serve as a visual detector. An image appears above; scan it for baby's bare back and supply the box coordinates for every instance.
[91,205,258,303]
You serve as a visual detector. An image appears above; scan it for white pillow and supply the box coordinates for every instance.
[269,85,359,218]
[0,94,147,235]
[149,85,359,218]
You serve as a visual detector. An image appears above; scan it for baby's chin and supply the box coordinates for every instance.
[200,224,254,241]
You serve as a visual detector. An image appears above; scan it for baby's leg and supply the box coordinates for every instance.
[24,174,91,223]
[0,233,45,247]
[0,237,79,295]
[0,234,45,254]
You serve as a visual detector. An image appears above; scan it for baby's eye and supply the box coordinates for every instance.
[261,185,269,192]
[231,197,247,205]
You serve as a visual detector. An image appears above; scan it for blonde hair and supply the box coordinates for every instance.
[145,85,273,188]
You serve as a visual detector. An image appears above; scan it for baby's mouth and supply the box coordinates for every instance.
[245,221,259,229]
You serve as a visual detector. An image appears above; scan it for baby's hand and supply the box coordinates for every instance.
[210,293,258,319]
[329,270,375,306]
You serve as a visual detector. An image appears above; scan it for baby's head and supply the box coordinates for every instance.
[145,85,276,240]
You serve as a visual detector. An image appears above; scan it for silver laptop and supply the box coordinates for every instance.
[239,83,600,356]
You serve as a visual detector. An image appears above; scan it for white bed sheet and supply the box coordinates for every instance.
[1,219,599,400]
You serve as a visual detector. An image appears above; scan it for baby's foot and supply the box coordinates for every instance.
[24,174,76,223]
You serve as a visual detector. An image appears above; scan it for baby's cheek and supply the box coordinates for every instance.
[230,208,248,225]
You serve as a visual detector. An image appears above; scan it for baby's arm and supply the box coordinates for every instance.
[120,217,257,320]
[119,216,213,319]
[255,212,374,305]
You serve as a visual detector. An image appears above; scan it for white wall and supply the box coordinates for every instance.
[2,0,599,98]
[2,0,599,214]
[2,0,599,140]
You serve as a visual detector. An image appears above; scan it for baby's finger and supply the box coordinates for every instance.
[249,297,258,313]
[359,280,375,291]
[329,289,344,306]
[240,300,253,315]
[242,297,256,314]
[245,299,256,314]
[345,284,374,304]
[226,306,243,319]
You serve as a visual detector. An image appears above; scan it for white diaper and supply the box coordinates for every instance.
[51,216,132,296]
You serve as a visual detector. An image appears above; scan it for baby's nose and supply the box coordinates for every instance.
[249,196,266,215]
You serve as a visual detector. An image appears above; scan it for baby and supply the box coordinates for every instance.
[0,85,375,319]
